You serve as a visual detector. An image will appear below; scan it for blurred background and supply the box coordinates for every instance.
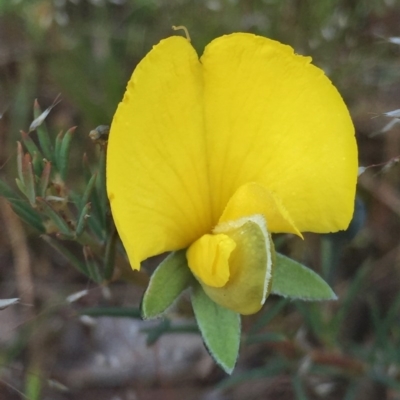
[1,0,400,399]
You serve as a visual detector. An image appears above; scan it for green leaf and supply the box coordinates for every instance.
[38,161,51,198]
[95,146,107,229]
[36,197,71,235]
[0,179,45,232]
[144,319,171,345]
[75,203,91,237]
[83,245,102,283]
[42,235,89,277]
[141,250,193,319]
[20,131,42,161]
[9,202,45,233]
[103,227,117,281]
[22,154,36,207]
[191,284,240,374]
[31,152,43,178]
[59,127,76,181]
[79,307,141,318]
[32,99,55,163]
[217,358,287,391]
[248,297,289,335]
[54,131,63,169]
[271,253,337,300]
[79,173,97,211]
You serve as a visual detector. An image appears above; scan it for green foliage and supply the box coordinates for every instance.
[191,283,241,374]
[141,250,194,319]
[0,99,134,284]
[1,0,400,397]
[271,253,337,301]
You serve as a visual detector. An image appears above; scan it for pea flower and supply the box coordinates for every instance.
[107,33,357,316]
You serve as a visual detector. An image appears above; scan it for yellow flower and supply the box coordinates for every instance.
[106,33,357,315]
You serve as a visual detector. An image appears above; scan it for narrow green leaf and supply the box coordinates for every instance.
[191,284,240,374]
[25,366,42,400]
[10,202,45,233]
[343,382,358,400]
[86,211,105,241]
[22,153,36,206]
[42,235,89,276]
[0,179,20,199]
[382,291,400,336]
[0,181,45,232]
[103,226,117,281]
[82,153,92,182]
[37,123,53,162]
[217,358,287,391]
[271,253,337,300]
[79,307,141,318]
[15,178,25,196]
[54,131,63,170]
[81,154,104,239]
[248,298,289,335]
[32,99,55,162]
[36,197,71,235]
[330,262,370,336]
[83,245,102,283]
[20,131,42,159]
[59,126,76,181]
[95,146,107,229]
[75,203,91,237]
[141,250,193,319]
[38,161,51,198]
[31,152,43,177]
[79,173,97,211]
[17,142,24,185]
[295,302,325,339]
[142,320,198,346]
[245,332,286,345]
[292,375,309,400]
[144,319,171,345]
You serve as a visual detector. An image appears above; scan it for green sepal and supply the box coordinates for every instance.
[191,284,240,374]
[202,215,274,315]
[141,250,194,319]
[271,253,337,300]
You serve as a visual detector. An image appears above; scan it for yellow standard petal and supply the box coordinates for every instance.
[107,36,212,269]
[202,33,357,233]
